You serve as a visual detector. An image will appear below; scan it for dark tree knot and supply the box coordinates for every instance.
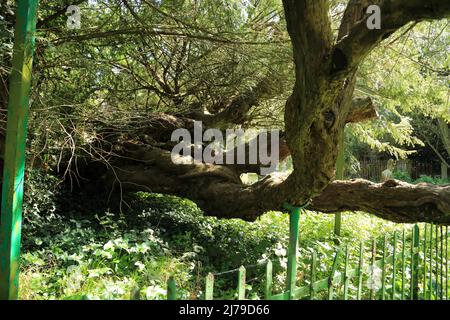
[331,48,348,73]
[323,110,336,128]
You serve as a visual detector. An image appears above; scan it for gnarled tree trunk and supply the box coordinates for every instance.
[72,0,450,225]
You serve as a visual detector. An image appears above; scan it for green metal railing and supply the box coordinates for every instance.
[0,0,39,300]
[163,207,449,301]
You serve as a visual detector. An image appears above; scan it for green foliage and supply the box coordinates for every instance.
[128,192,285,270]
[22,0,291,170]
[23,170,60,217]
[348,20,449,161]
[20,175,430,300]
[392,170,449,185]
[413,175,450,185]
[21,207,190,300]
[19,187,288,299]
[18,181,450,300]
[392,170,414,183]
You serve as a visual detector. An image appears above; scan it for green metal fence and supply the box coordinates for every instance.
[163,208,449,301]
[0,0,39,300]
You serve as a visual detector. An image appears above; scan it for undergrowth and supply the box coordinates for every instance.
[18,170,446,300]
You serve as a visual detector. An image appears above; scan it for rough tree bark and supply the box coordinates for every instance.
[77,0,450,224]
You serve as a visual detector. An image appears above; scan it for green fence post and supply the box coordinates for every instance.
[0,0,39,300]
[429,224,433,300]
[445,226,448,300]
[392,232,397,300]
[370,239,376,300]
[381,235,387,300]
[265,260,273,300]
[205,273,214,300]
[439,226,443,300]
[334,213,342,239]
[310,251,317,300]
[167,276,177,300]
[357,241,364,300]
[401,230,406,300]
[328,248,342,300]
[130,286,141,300]
[237,266,246,300]
[285,205,301,300]
[423,225,427,300]
[435,224,438,300]
[411,225,420,300]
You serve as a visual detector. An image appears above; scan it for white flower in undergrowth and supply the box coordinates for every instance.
[279,257,287,269]
[257,254,268,265]
[103,278,129,299]
[135,261,146,272]
[274,243,287,257]
[145,285,167,300]
[276,274,285,284]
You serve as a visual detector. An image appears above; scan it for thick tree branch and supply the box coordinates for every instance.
[333,0,450,73]
[189,78,278,129]
[346,97,377,123]
[54,28,285,46]
[337,0,373,38]
[311,179,450,225]
[279,0,339,206]
[91,145,450,224]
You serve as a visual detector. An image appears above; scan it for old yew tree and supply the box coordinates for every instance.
[1,0,449,224]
